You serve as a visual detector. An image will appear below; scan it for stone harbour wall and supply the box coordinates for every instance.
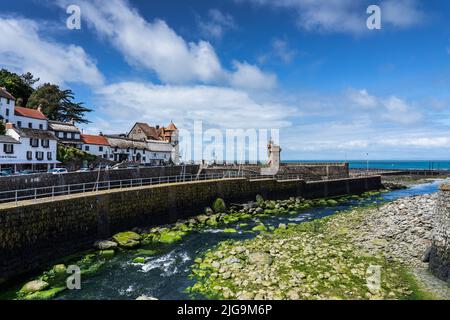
[0,176,381,279]
[429,185,450,284]
[0,165,200,193]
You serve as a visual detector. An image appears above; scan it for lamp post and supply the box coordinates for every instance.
[366,153,369,176]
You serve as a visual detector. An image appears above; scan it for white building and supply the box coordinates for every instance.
[127,122,179,165]
[0,123,59,171]
[80,134,111,160]
[49,120,82,148]
[0,88,59,171]
[105,135,153,164]
[0,87,15,124]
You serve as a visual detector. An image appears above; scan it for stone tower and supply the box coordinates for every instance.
[261,138,281,175]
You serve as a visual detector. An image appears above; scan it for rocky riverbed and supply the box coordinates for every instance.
[188,194,450,300]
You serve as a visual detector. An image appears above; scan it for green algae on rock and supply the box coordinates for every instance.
[113,231,142,248]
[212,198,227,213]
[187,206,431,300]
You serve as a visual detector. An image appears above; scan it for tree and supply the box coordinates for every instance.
[27,84,92,124]
[0,69,38,106]
[0,121,5,135]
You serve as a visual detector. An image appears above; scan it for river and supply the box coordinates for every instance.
[56,179,447,300]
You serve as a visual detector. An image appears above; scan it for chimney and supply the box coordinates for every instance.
[156,125,160,130]
[37,104,43,113]
[5,123,13,130]
[99,131,103,136]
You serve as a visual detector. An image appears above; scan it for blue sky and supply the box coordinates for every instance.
[1,0,450,160]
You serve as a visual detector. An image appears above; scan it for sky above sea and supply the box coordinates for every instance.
[1,0,450,160]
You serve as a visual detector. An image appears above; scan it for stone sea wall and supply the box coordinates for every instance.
[0,165,200,192]
[429,185,450,284]
[0,176,381,279]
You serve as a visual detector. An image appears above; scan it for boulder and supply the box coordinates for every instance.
[20,280,49,294]
[252,224,267,232]
[248,252,272,266]
[112,231,142,248]
[212,198,227,213]
[133,257,146,264]
[99,250,115,259]
[158,230,185,244]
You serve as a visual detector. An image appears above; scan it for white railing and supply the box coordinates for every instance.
[0,172,310,206]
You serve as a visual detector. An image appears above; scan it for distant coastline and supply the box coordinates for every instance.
[283,160,450,170]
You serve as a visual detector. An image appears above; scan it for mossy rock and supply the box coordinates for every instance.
[23,287,66,300]
[20,280,49,294]
[206,216,219,227]
[212,198,227,213]
[81,261,106,276]
[135,249,158,256]
[256,194,265,206]
[158,230,185,244]
[99,250,115,259]
[113,231,142,248]
[223,228,237,233]
[252,224,267,232]
[132,257,146,264]
[327,199,339,206]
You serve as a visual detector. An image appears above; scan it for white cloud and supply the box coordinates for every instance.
[0,17,103,86]
[230,61,277,90]
[94,81,295,131]
[381,96,422,125]
[346,89,423,125]
[381,0,425,28]
[198,9,236,39]
[59,0,274,90]
[348,89,377,108]
[239,0,425,34]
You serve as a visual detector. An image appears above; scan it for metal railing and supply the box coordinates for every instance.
[0,172,311,206]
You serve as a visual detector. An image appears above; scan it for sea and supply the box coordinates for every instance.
[283,160,450,170]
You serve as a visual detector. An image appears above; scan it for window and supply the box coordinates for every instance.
[134,148,137,154]
[36,151,44,160]
[127,148,130,152]
[154,153,157,157]
[30,138,39,147]
[115,147,118,152]
[103,154,107,159]
[41,139,49,148]
[28,123,32,129]
[5,109,9,116]
[39,124,43,130]
[143,157,146,162]
[47,152,52,160]
[71,133,75,139]
[110,154,114,159]
[6,99,10,105]
[3,144,14,154]
[85,146,90,151]
[17,121,22,128]
[143,149,146,154]
[63,132,67,139]
[99,146,103,152]
[26,151,32,160]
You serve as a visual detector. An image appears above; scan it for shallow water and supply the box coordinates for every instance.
[57,179,448,300]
